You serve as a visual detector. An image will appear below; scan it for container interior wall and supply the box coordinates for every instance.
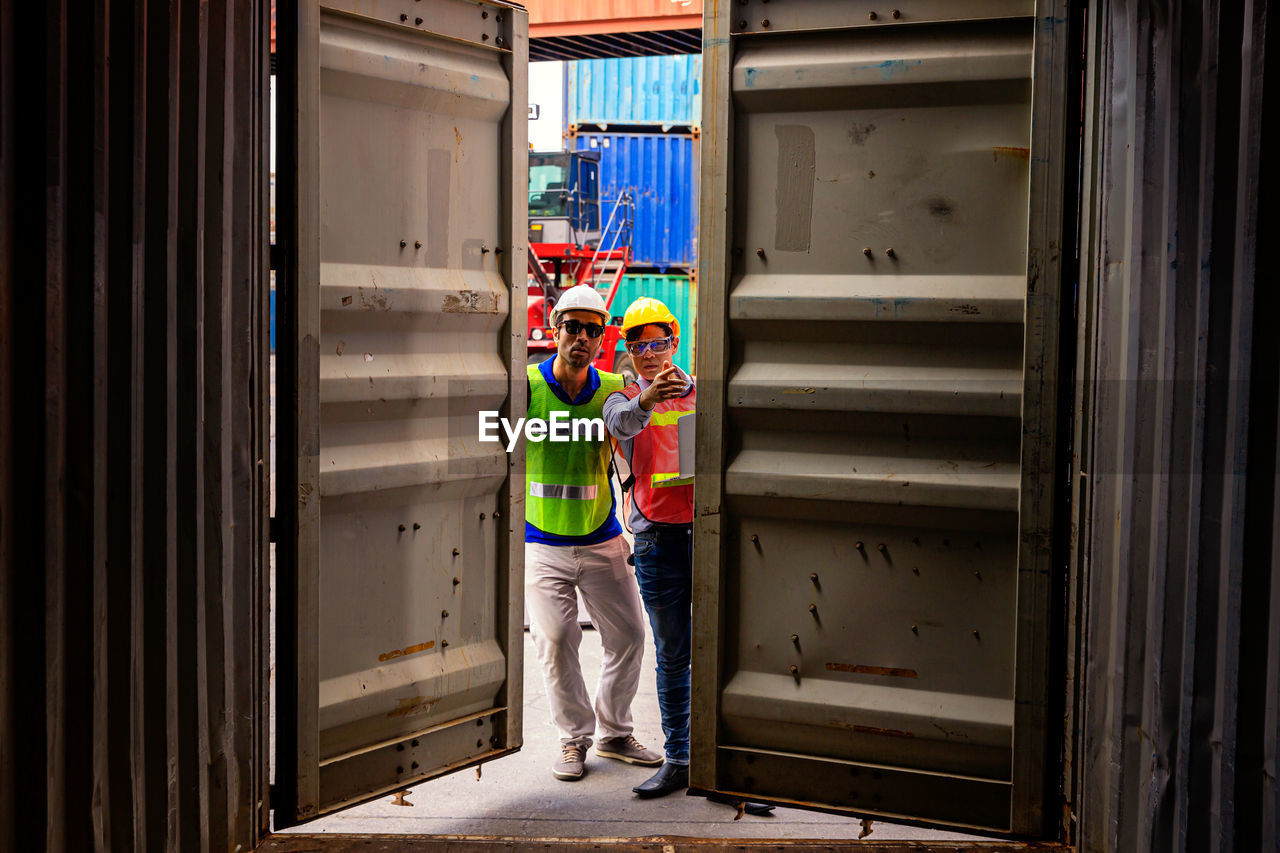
[694,0,1070,834]
[567,53,702,129]
[0,0,270,850]
[1073,0,1280,849]
[571,130,699,271]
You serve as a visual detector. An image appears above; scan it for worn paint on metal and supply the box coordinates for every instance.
[378,641,437,662]
[826,663,920,679]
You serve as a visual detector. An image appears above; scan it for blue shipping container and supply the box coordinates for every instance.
[571,131,698,271]
[611,274,695,374]
[566,54,701,129]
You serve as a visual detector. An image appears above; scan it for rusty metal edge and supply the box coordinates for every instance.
[258,834,1070,852]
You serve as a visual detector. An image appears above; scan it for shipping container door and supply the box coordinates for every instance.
[276,0,528,823]
[693,0,1070,835]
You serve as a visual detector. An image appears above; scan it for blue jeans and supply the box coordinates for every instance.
[631,524,692,765]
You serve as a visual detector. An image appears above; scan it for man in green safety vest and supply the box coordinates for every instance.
[525,284,663,782]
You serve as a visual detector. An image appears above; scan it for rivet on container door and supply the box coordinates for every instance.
[756,248,766,260]
[412,522,421,530]
[481,9,488,18]
[441,610,449,618]
[855,540,865,554]
[790,633,800,646]
[751,533,761,551]
[398,524,406,533]
[863,247,873,257]
[809,572,819,587]
[885,247,896,258]
[911,624,919,635]
[974,570,982,581]
[453,577,460,586]
[415,17,423,25]
[877,542,887,554]
[809,603,818,615]
[789,665,799,678]
[399,13,407,21]
[868,11,878,20]
[414,240,422,249]
[761,18,770,27]
[400,240,407,248]
[453,547,460,556]
[972,630,981,641]
[482,33,489,40]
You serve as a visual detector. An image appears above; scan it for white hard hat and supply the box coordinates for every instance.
[551,285,610,325]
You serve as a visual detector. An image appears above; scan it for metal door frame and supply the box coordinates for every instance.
[273,0,529,826]
[691,0,1076,836]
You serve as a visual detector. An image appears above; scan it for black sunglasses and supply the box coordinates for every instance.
[557,318,605,339]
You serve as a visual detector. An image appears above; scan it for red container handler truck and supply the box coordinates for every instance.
[527,149,637,382]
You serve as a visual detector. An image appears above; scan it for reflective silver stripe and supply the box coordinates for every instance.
[530,482,598,500]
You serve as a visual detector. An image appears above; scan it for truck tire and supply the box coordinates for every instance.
[613,350,638,385]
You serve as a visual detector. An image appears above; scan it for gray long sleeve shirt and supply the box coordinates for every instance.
[601,366,694,534]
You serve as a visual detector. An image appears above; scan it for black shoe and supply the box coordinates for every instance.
[633,762,689,798]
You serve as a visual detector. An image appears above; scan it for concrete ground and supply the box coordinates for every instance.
[285,622,981,843]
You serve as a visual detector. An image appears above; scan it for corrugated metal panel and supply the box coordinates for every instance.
[1072,0,1279,850]
[275,0,529,822]
[693,1,1071,836]
[570,130,698,270]
[0,1,271,850]
[612,274,696,373]
[567,54,701,128]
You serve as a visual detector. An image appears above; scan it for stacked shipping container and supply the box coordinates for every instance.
[570,131,698,271]
[611,273,696,373]
[565,54,700,370]
[566,53,701,129]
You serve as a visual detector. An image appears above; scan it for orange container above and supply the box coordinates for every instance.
[524,0,702,37]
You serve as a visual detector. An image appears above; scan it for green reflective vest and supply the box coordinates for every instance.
[526,363,625,537]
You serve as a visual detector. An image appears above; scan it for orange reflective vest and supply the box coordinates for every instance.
[618,382,695,525]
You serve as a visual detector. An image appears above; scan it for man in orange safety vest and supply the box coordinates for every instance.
[602,297,696,798]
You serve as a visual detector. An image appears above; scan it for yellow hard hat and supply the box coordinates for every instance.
[621,297,680,338]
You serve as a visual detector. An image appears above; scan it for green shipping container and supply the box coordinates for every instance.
[610,273,696,375]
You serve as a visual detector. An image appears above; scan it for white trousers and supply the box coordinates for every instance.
[526,535,646,746]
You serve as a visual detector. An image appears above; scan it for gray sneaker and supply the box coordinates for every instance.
[553,742,587,780]
[595,735,663,767]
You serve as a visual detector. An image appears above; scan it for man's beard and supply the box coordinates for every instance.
[564,345,592,367]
